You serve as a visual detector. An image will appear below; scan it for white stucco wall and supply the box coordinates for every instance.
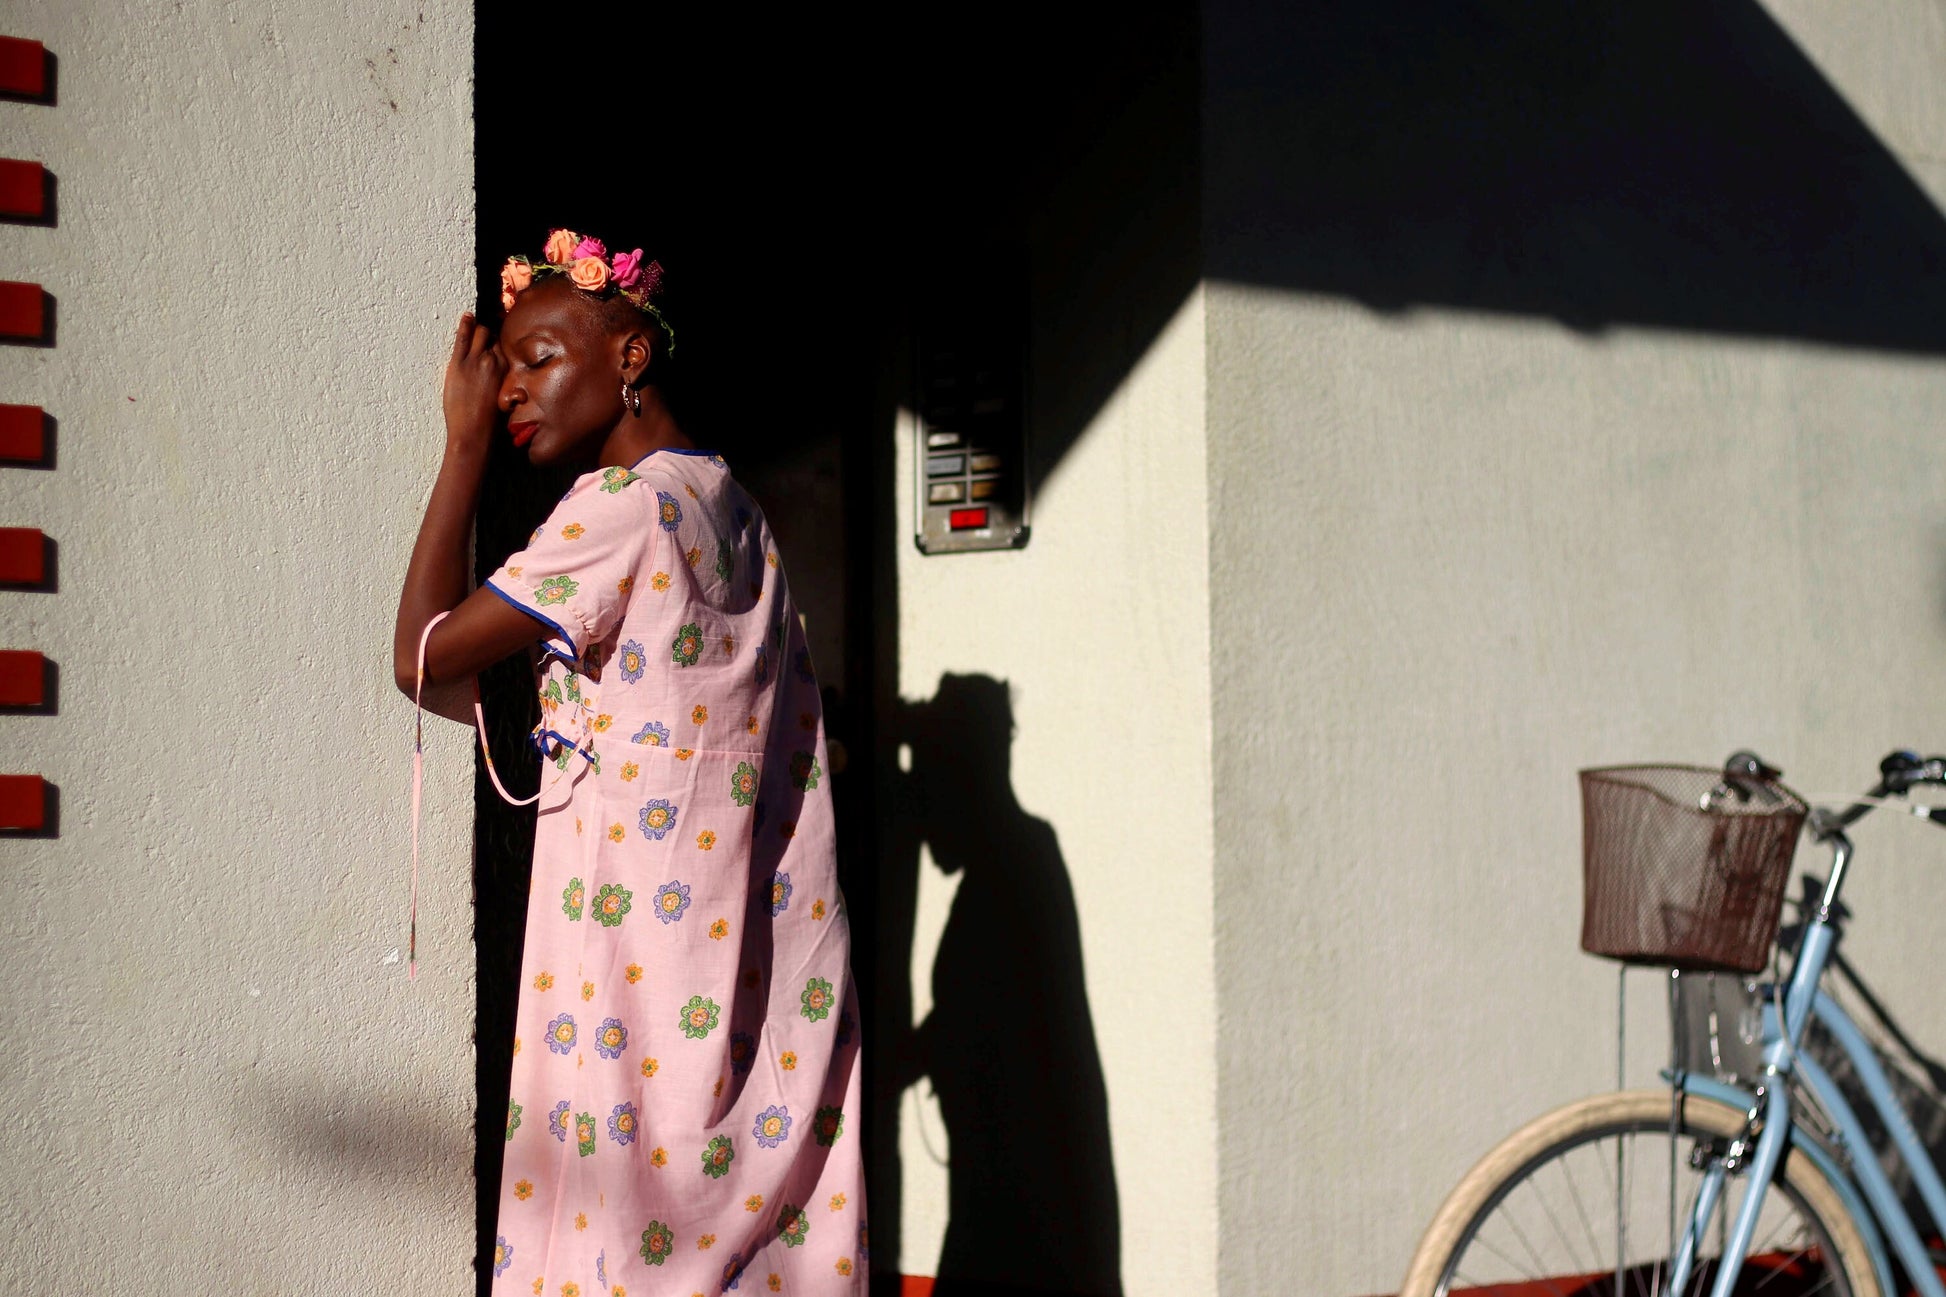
[0,3,475,1290]
[893,289,1217,1292]
[1207,6,1946,1291]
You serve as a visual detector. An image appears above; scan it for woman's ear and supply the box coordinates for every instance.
[621,329,654,385]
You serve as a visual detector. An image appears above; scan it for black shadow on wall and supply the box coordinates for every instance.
[1204,0,1946,351]
[887,676,1122,1297]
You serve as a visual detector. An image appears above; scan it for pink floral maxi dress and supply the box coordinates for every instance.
[481,449,866,1296]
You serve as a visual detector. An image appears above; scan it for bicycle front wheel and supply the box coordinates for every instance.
[1400,1088,1876,1297]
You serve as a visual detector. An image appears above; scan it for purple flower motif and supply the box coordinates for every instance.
[722,1251,746,1291]
[753,1104,792,1149]
[607,1102,637,1147]
[632,719,670,747]
[655,491,682,532]
[653,879,691,924]
[768,870,792,917]
[639,798,678,841]
[596,1017,628,1060]
[618,640,646,684]
[549,1100,571,1142]
[754,644,769,686]
[858,1220,870,1261]
[493,1236,513,1277]
[596,1249,607,1288]
[729,1031,755,1076]
[545,1013,577,1056]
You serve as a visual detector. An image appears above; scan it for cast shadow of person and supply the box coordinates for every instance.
[891,674,1123,1297]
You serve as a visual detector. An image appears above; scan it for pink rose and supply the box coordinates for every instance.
[570,236,608,262]
[543,228,580,264]
[610,248,644,290]
[568,256,611,291]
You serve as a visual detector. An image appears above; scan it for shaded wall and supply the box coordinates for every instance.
[0,3,476,1290]
[1203,2,1946,1292]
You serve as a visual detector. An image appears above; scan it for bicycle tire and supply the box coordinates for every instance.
[1399,1088,1877,1297]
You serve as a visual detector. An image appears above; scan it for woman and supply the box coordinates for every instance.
[394,231,866,1296]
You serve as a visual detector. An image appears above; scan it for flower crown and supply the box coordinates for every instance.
[500,227,674,352]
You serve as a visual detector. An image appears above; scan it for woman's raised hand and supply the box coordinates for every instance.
[443,311,508,456]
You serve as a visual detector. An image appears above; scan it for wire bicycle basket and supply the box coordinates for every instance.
[1579,764,1808,973]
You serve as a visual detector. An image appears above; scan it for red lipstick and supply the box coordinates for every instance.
[509,421,539,448]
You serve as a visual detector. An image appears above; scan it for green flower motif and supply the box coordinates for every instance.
[506,1100,522,1142]
[600,466,642,494]
[561,876,585,921]
[575,1111,596,1157]
[563,672,582,704]
[776,1202,809,1248]
[715,538,734,582]
[541,678,563,706]
[594,882,633,927]
[672,621,703,667]
[702,1134,735,1179]
[813,1105,845,1147]
[789,750,821,792]
[639,1220,673,1266]
[680,994,721,1040]
[553,745,573,771]
[534,575,579,606]
[730,761,759,808]
[801,977,834,1023]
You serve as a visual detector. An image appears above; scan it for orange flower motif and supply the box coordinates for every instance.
[562,523,585,540]
[575,817,583,835]
[722,635,735,656]
[507,565,523,578]
[582,981,595,1001]
[829,1192,847,1211]
[685,547,701,566]
[515,1179,535,1200]
[574,1213,588,1231]
[650,1146,668,1167]
[544,228,580,263]
[812,899,826,921]
[641,1057,658,1078]
[766,552,778,568]
[744,1195,764,1212]
[651,571,671,592]
[696,830,717,851]
[607,822,625,843]
[698,1235,716,1250]
[617,576,633,595]
[514,1037,522,1055]
[619,761,639,782]
[624,962,643,984]
[563,1283,582,1297]
[675,748,694,761]
[708,918,729,940]
[713,1076,724,1097]
[780,1050,797,1071]
[691,705,708,725]
[746,716,759,735]
[685,484,698,499]
[568,255,610,290]
[767,1276,781,1292]
[534,971,554,991]
[531,1279,543,1296]
[594,714,613,732]
[836,1259,853,1276]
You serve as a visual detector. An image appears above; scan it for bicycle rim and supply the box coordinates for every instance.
[1406,1090,1871,1297]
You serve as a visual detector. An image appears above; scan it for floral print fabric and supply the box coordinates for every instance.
[483,450,865,1296]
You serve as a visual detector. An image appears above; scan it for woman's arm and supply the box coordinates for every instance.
[391,313,548,710]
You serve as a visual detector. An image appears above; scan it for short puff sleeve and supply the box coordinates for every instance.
[484,464,660,660]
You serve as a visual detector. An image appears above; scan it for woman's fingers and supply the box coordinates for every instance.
[450,312,474,363]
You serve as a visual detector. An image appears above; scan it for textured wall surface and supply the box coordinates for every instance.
[1206,3,1946,1291]
[892,291,1216,1291]
[0,3,476,1290]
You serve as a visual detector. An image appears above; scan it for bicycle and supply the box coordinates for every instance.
[1400,749,1946,1297]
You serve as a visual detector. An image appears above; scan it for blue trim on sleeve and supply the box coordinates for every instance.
[484,577,580,660]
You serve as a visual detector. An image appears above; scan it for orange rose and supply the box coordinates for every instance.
[543,228,580,264]
[500,257,532,295]
[568,256,610,291]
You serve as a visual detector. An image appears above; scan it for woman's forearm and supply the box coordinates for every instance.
[393,444,490,695]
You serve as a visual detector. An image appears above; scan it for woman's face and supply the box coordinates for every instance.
[495,279,633,466]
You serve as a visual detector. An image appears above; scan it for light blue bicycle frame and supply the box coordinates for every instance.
[1664,829,1946,1297]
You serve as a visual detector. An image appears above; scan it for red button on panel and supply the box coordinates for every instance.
[0,650,41,706]
[0,38,45,99]
[0,281,43,339]
[948,508,988,531]
[0,527,44,584]
[0,159,42,218]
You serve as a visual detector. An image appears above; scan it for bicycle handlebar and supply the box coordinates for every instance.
[1770,748,1946,838]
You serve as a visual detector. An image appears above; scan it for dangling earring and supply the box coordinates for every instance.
[622,377,642,417]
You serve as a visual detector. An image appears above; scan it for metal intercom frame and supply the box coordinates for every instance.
[911,281,1032,556]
